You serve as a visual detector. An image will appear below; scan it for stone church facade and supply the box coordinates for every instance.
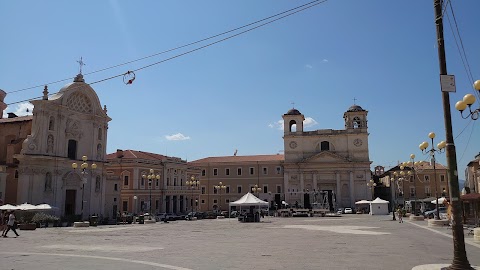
[282,105,372,209]
[0,74,115,220]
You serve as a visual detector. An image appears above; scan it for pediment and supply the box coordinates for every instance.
[303,151,350,163]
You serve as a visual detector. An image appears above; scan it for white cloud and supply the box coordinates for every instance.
[322,59,329,63]
[305,64,313,69]
[3,102,33,118]
[269,117,318,130]
[304,117,318,127]
[165,133,190,141]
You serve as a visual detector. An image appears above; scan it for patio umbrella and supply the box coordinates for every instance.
[0,204,19,210]
[16,203,37,211]
[35,204,59,211]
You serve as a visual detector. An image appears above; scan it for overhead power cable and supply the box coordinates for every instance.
[6,0,326,95]
[6,0,327,106]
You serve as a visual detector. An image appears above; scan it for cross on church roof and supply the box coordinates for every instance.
[77,57,86,75]
[353,97,357,105]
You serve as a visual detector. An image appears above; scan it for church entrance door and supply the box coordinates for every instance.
[65,189,76,216]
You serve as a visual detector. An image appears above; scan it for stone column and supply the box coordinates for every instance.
[336,172,341,207]
[313,173,317,191]
[284,172,289,203]
[300,173,304,206]
[349,171,354,207]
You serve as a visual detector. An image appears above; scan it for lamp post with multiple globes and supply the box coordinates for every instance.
[367,180,376,201]
[214,182,226,212]
[71,155,96,221]
[185,176,200,213]
[251,184,262,197]
[419,132,446,221]
[142,169,160,217]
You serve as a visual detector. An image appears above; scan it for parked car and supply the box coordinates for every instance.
[344,208,353,214]
[336,208,344,214]
[230,211,239,218]
[423,207,446,219]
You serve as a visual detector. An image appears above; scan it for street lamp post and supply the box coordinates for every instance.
[214,182,226,212]
[133,195,137,216]
[455,80,480,121]
[72,155,97,221]
[252,184,261,197]
[419,132,446,221]
[367,180,376,201]
[185,176,199,214]
[142,169,160,218]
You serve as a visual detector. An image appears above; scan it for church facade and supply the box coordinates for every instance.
[0,74,117,220]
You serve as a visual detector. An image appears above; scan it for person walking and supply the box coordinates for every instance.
[397,207,403,223]
[3,210,19,238]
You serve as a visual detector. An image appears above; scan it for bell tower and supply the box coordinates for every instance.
[282,108,304,135]
[343,104,368,132]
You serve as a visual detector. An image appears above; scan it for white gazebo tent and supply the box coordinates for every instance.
[229,192,269,219]
[369,197,390,215]
[431,197,447,205]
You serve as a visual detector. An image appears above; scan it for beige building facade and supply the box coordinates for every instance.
[105,149,200,215]
[465,153,480,194]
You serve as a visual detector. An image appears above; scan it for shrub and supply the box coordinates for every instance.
[32,212,60,223]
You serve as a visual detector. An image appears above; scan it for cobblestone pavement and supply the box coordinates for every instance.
[1,215,479,270]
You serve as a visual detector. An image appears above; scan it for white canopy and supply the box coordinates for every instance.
[431,197,447,204]
[35,204,59,210]
[0,204,18,210]
[355,200,371,205]
[370,197,389,204]
[230,192,269,207]
[16,203,37,210]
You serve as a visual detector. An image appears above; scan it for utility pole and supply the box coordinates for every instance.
[433,0,473,269]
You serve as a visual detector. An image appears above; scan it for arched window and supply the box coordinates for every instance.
[96,144,102,160]
[48,116,55,131]
[353,117,361,129]
[44,172,52,191]
[289,120,297,132]
[98,128,102,140]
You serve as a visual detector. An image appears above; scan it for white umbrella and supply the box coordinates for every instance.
[35,204,59,211]
[16,203,37,211]
[431,197,447,204]
[0,204,19,210]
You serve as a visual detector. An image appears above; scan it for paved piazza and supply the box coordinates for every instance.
[1,215,480,270]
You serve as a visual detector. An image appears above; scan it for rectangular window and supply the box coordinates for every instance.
[440,175,446,182]
[249,167,254,175]
[226,186,230,194]
[213,199,217,204]
[262,167,268,175]
[201,186,206,194]
[213,168,218,176]
[213,187,218,194]
[225,168,230,176]
[263,185,268,193]
[425,186,431,197]
[237,186,242,194]
[409,176,413,183]
[123,175,129,186]
[226,199,230,203]
[276,185,282,193]
[410,187,415,197]
[201,199,205,204]
[67,140,77,160]
[114,184,118,191]
[237,168,242,176]
[424,175,430,182]
[202,170,206,176]
[276,166,281,174]
[141,178,145,186]
[122,201,128,212]
[156,179,159,186]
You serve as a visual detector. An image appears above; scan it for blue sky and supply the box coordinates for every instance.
[1,0,479,175]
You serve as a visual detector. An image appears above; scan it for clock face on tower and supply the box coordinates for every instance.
[289,141,297,149]
[353,138,363,147]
